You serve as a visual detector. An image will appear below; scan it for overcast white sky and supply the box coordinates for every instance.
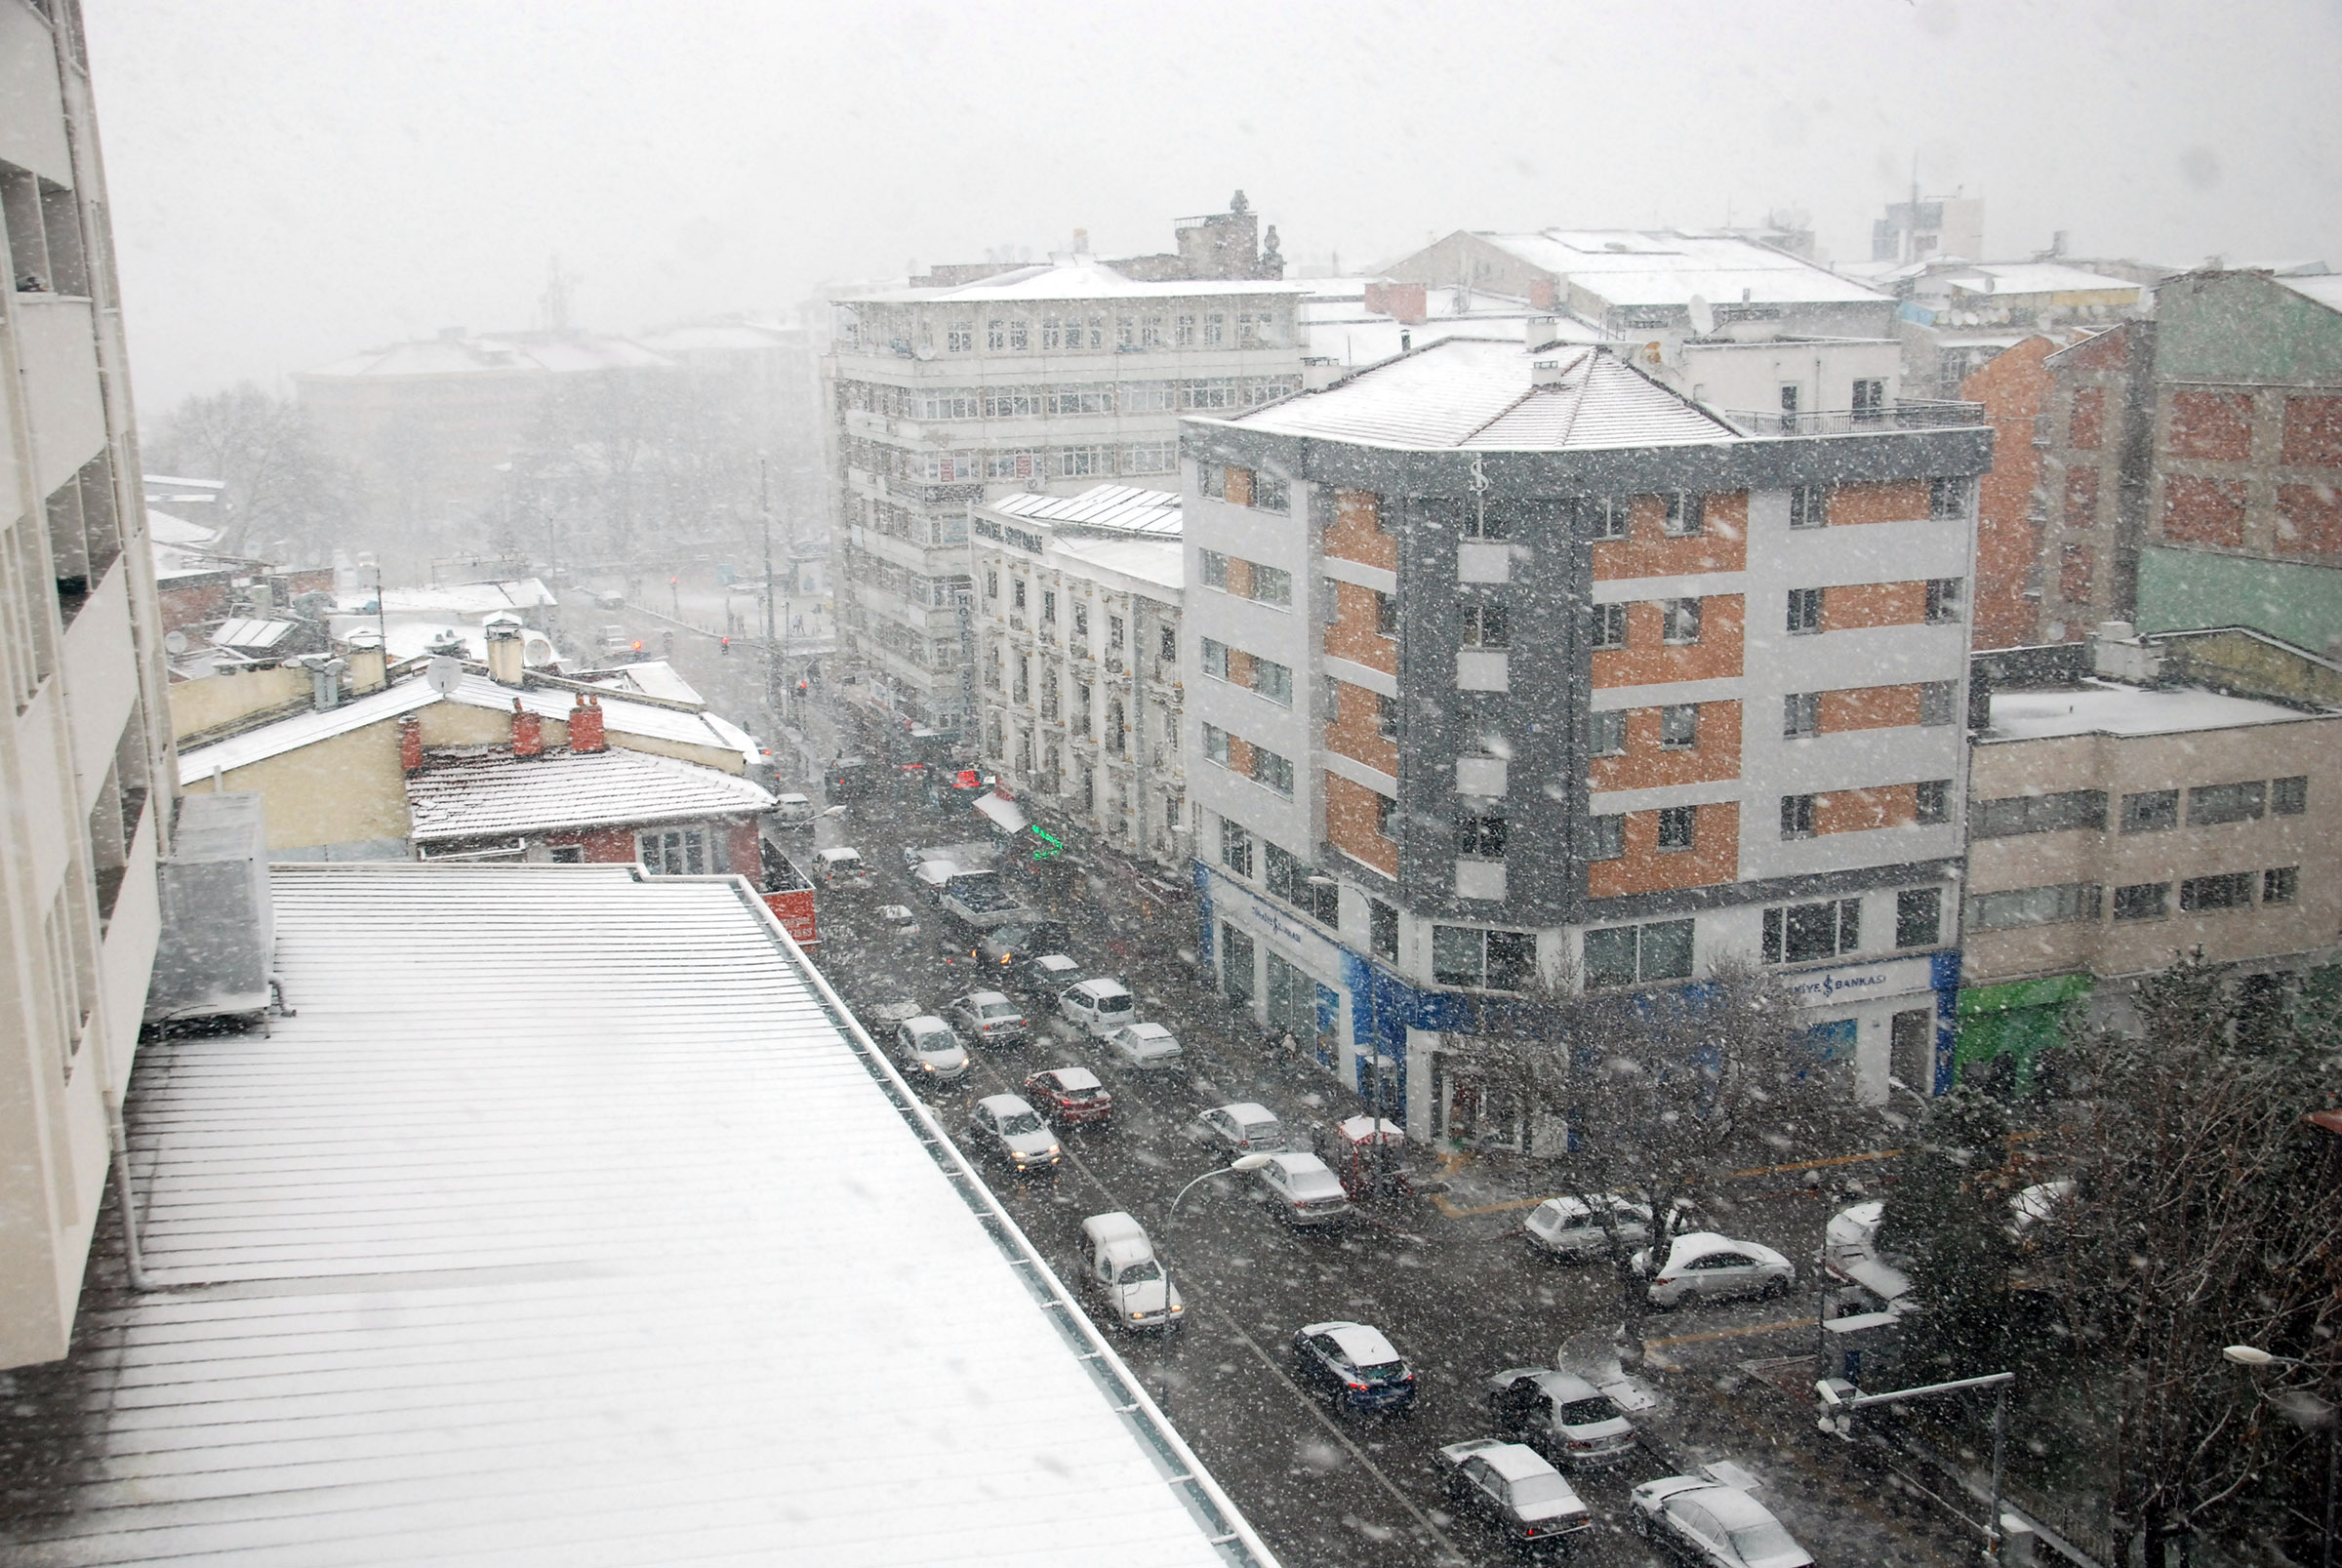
[84,0,2342,412]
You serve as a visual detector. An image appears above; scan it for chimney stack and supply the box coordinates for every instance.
[1531,359,1565,387]
[484,618,526,687]
[511,697,544,759]
[343,633,386,694]
[1524,315,1558,349]
[398,714,424,773]
[568,693,606,753]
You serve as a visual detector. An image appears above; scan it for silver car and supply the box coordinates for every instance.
[1485,1366,1639,1467]
[1254,1152,1352,1226]
[967,1094,1059,1175]
[949,989,1030,1047]
[1197,1102,1290,1154]
[1438,1439,1593,1547]
[891,1015,966,1083]
[1632,1470,1813,1568]
[1631,1232,1797,1309]
[1523,1193,1653,1260]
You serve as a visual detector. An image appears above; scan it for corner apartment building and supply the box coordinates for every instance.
[969,484,1188,870]
[2,0,179,1369]
[827,247,1307,732]
[1178,338,1991,1149]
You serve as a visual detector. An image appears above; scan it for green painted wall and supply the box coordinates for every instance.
[2137,547,2342,653]
[1955,973,2092,1086]
[2156,272,2342,385]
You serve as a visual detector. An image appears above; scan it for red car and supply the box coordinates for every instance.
[1026,1066,1113,1128]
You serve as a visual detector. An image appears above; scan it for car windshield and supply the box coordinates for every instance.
[1510,1472,1575,1508]
[997,1110,1043,1136]
[1354,1360,1408,1386]
[1119,1259,1161,1282]
[1559,1395,1621,1425]
[1730,1521,1799,1559]
[981,1002,1019,1019]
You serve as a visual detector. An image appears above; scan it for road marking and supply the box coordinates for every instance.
[1643,1317,1814,1349]
[1430,1191,1549,1219]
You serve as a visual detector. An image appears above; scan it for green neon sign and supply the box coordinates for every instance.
[1030,825,1063,861]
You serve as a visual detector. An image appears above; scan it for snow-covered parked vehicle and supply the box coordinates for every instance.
[1075,1212,1182,1333]
[1632,1467,1812,1568]
[1437,1438,1593,1547]
[1059,978,1138,1036]
[1523,1193,1654,1260]
[1485,1367,1640,1467]
[1632,1231,1796,1308]
[1823,1199,1914,1311]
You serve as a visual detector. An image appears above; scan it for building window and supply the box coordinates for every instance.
[987,320,1007,350]
[1929,477,1971,519]
[1661,597,1702,644]
[1461,503,1507,541]
[1784,693,1819,739]
[1590,709,1627,755]
[1202,637,1230,680]
[1200,549,1229,590]
[1376,691,1400,742]
[2271,775,2308,815]
[1254,471,1291,513]
[985,568,999,600]
[1008,320,1030,350]
[1965,882,2103,931]
[2120,789,2178,832]
[1175,313,1195,346]
[1219,817,1254,877]
[1852,379,1886,420]
[1584,497,1629,540]
[1915,780,1951,824]
[1072,603,1088,638]
[1014,654,1030,704]
[1059,446,1112,477]
[1457,809,1507,858]
[1587,814,1624,860]
[1787,587,1823,634]
[1141,315,1163,347]
[2112,882,2170,921]
[2189,780,2267,825]
[2180,871,2255,912]
[1122,441,1176,473]
[1375,589,1399,636]
[1107,700,1126,753]
[1659,704,1698,749]
[1250,745,1295,796]
[1781,794,1816,838]
[1202,722,1228,766]
[1041,589,1057,623]
[1202,312,1226,345]
[1433,926,1537,990]
[1895,888,1941,948]
[1790,486,1829,529]
[1369,898,1398,960]
[1116,315,1135,349]
[1762,899,1862,964]
[1919,682,1958,726]
[1460,600,1509,647]
[637,827,709,876]
[1012,578,1028,611]
[1266,844,1340,924]
[1656,805,1696,852]
[1109,614,1125,651]
[1924,578,1964,623]
[1252,564,1293,607]
[1251,657,1293,705]
[949,322,973,352]
[2264,865,2300,905]
[547,844,585,864]
[1662,493,1705,538]
[1158,625,1176,661]
[1583,919,1694,989]
[1374,791,1398,840]
[1969,789,2107,837]
[1591,603,1628,649]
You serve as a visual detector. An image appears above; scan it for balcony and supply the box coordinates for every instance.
[1716,399,1989,437]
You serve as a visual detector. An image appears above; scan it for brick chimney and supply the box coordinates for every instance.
[1362,281,1427,325]
[568,693,606,753]
[484,618,526,686]
[511,697,544,758]
[398,714,423,773]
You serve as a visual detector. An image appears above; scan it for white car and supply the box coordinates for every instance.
[1254,1152,1352,1226]
[1076,1212,1183,1333]
[1523,1193,1654,1260]
[967,1094,1059,1175]
[949,989,1030,1047]
[1823,1199,1913,1309]
[875,904,921,935]
[1104,1022,1183,1069]
[1632,1231,1797,1308]
[1196,1102,1290,1155]
[1437,1439,1593,1547]
[1485,1367,1639,1467]
[891,1015,967,1083]
[814,846,870,888]
[1059,978,1139,1037]
[1632,1468,1813,1568]
[771,793,817,828]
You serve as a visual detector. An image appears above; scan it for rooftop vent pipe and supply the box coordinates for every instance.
[484,619,527,687]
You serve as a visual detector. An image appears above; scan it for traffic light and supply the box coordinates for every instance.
[720,636,731,655]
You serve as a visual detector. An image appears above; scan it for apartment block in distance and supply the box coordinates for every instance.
[827,200,1306,733]
[1179,336,1991,1149]
[2,1,179,1369]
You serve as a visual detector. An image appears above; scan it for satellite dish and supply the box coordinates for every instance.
[425,656,464,696]
[914,342,935,361]
[162,629,188,656]
[1687,295,1715,336]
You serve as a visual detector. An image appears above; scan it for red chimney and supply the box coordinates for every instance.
[511,697,544,758]
[568,693,606,753]
[398,714,423,773]
[1528,278,1557,311]
[1362,281,1428,326]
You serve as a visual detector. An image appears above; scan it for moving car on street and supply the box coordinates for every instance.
[1253,1152,1353,1226]
[771,793,817,829]
[1631,1468,1813,1568]
[1436,1439,1594,1548]
[875,904,920,936]
[1196,1103,1291,1155]
[1290,1320,1417,1415]
[949,990,1031,1047]
[1484,1367,1640,1467]
[890,1015,967,1083]
[1104,1022,1183,1070]
[1013,951,1089,1000]
[1075,1212,1182,1333]
[1059,978,1139,1037]
[1523,1193,1654,1260]
[978,922,1075,971]
[1026,1066,1113,1128]
[966,1094,1060,1176]
[814,846,871,889]
[1632,1232,1797,1309]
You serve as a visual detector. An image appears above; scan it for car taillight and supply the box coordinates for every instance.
[1655,1277,1676,1287]
[1346,1381,1367,1391]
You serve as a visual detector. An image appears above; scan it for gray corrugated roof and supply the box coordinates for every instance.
[0,864,1267,1566]
[1224,340,1738,451]
[989,483,1183,535]
[405,744,774,841]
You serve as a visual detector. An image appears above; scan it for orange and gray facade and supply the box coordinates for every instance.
[1177,337,1991,1149]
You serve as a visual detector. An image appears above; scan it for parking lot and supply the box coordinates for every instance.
[785,775,1982,1568]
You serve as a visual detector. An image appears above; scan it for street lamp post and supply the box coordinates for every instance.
[1167,1153,1273,1235]
[2224,1345,2336,1568]
[1817,1370,2015,1561]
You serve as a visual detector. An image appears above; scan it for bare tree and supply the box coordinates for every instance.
[143,382,353,562]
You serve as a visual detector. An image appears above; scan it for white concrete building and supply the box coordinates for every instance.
[971,484,1188,870]
[1,3,178,1371]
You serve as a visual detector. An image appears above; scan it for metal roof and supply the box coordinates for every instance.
[1223,339,1739,451]
[844,258,1312,304]
[1473,229,1889,307]
[209,617,299,649]
[0,864,1265,1566]
[404,744,776,841]
[989,483,1184,536]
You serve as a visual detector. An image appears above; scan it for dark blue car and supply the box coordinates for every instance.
[1292,1320,1418,1415]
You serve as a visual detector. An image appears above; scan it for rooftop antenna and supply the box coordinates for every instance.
[540,255,582,335]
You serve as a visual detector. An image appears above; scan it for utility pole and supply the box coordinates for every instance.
[760,458,780,731]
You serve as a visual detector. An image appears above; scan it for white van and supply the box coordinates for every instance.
[814,846,870,889]
[1059,978,1138,1037]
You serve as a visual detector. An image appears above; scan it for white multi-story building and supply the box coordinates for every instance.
[2,2,179,1369]
[826,215,1308,733]
[970,484,1187,870]
[1178,338,1993,1149]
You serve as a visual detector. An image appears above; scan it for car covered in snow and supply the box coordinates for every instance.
[1437,1438,1593,1547]
[949,989,1030,1047]
[1253,1152,1352,1226]
[978,922,1075,971]
[1025,1066,1112,1128]
[1823,1199,1914,1311]
[1076,1212,1182,1333]
[875,903,921,935]
[813,846,871,889]
[890,1015,967,1082]
[1631,1232,1796,1309]
[771,792,817,828]
[1195,1102,1291,1155]
[1290,1320,1416,1414]
[1059,978,1139,1036]
[1104,1022,1183,1070]
[966,1093,1059,1175]
[1523,1193,1654,1260]
[1013,951,1090,1000]
[1631,1467,1812,1568]
[1484,1367,1640,1467]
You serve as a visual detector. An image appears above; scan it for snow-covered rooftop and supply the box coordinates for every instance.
[589,658,707,705]
[1941,262,2142,298]
[1216,339,1738,451]
[989,483,1183,536]
[302,334,674,380]
[1985,679,2320,742]
[844,256,1312,304]
[0,864,1264,1566]
[406,744,775,841]
[2281,273,2342,314]
[1472,229,1889,307]
[1050,534,1185,598]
